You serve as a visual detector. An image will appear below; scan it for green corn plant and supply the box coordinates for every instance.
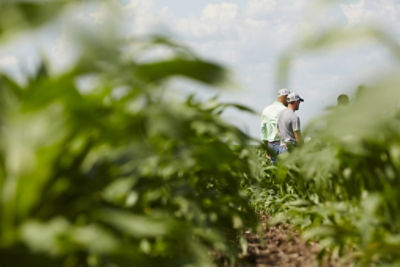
[0,1,260,266]
[248,0,400,265]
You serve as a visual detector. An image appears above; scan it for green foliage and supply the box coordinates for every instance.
[0,2,259,266]
[0,1,83,39]
[252,25,400,267]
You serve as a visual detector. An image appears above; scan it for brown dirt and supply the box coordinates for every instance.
[236,215,339,267]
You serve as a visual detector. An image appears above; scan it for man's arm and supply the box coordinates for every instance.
[294,130,301,144]
[261,123,267,136]
[292,115,301,144]
[277,124,280,138]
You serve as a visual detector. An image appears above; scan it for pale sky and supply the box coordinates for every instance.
[1,0,400,138]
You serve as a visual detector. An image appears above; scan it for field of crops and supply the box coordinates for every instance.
[1,1,400,267]
[247,13,400,265]
[249,80,400,265]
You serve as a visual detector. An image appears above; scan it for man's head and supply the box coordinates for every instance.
[277,88,291,106]
[287,92,304,111]
[337,94,349,106]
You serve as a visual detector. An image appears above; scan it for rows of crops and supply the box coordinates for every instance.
[245,6,400,264]
[249,81,400,265]
[1,1,400,267]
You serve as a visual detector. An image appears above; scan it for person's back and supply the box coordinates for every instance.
[278,108,299,145]
[260,88,291,163]
[261,101,286,142]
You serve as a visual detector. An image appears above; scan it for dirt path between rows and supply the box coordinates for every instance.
[237,215,340,267]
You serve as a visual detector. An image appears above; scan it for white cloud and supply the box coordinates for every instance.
[122,0,171,35]
[175,2,240,39]
[0,56,18,68]
[381,0,400,22]
[174,0,310,52]
[340,0,374,25]
[245,0,276,18]
[340,0,400,26]
[0,48,38,84]
[203,2,238,21]
[49,32,77,73]
[0,55,23,82]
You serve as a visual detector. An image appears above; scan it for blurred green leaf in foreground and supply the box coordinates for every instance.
[0,1,259,266]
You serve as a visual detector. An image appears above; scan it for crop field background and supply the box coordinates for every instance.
[0,1,399,267]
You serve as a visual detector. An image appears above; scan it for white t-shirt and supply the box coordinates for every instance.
[260,101,286,142]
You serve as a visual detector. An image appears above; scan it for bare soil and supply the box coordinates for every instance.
[236,215,338,267]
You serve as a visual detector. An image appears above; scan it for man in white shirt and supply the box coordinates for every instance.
[260,88,291,163]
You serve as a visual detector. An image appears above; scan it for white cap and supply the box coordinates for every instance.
[287,92,304,103]
[277,88,291,96]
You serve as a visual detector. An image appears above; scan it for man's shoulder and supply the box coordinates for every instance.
[288,110,299,121]
[278,107,290,116]
[264,102,284,111]
[279,108,298,119]
[262,103,274,113]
